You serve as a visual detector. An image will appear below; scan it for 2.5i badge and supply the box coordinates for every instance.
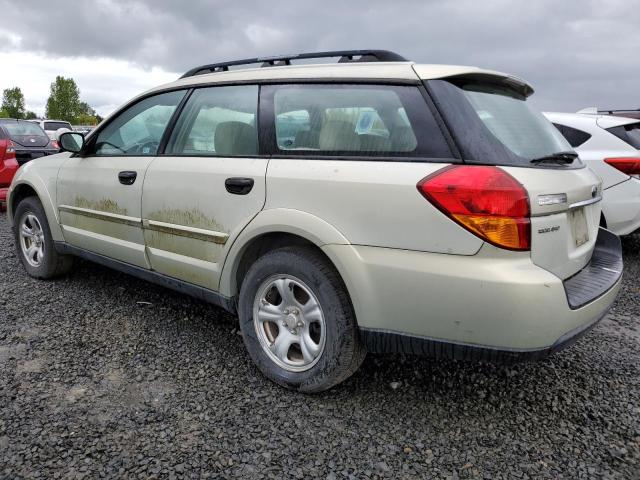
[538,226,560,234]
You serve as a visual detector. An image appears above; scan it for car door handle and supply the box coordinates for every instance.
[225,177,254,195]
[118,171,137,185]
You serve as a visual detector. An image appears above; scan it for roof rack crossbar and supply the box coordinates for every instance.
[180,49,408,78]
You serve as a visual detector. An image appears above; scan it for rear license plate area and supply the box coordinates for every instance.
[569,207,589,247]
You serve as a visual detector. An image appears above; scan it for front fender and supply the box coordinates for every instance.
[8,154,69,241]
[218,208,350,297]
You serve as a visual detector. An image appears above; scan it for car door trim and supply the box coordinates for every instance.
[58,205,142,227]
[142,219,229,244]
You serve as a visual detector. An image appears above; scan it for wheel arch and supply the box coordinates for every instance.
[218,208,351,299]
[9,179,64,241]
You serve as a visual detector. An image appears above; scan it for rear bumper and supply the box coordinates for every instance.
[323,228,623,361]
[15,149,57,165]
[359,308,608,364]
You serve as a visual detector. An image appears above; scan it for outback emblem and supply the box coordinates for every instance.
[591,185,598,198]
[538,226,560,234]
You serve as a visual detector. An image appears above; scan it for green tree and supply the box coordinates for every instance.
[2,87,26,119]
[45,76,82,122]
[76,113,99,126]
[0,109,10,118]
[24,111,38,120]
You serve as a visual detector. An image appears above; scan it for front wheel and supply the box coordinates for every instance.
[13,196,73,279]
[238,246,365,393]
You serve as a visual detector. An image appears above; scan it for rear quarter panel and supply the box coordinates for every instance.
[264,159,484,254]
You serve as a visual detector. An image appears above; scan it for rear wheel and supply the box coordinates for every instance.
[14,196,73,279]
[238,246,365,393]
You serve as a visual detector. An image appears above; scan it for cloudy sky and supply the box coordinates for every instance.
[0,0,638,117]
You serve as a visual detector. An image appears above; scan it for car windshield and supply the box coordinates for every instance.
[462,84,572,159]
[44,121,71,131]
[2,121,46,136]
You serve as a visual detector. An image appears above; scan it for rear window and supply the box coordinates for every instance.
[1,121,47,137]
[462,85,571,158]
[44,121,72,131]
[426,79,579,167]
[267,84,452,158]
[607,123,640,149]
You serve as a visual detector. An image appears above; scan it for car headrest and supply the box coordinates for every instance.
[214,121,257,156]
[319,120,360,151]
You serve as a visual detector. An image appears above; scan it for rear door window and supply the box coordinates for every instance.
[267,84,452,158]
[166,85,258,156]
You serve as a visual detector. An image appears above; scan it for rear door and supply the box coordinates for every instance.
[141,85,267,290]
[57,90,187,267]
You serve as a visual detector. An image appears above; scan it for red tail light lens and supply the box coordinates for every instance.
[417,165,531,251]
[604,157,640,175]
[51,140,60,150]
[1,140,16,164]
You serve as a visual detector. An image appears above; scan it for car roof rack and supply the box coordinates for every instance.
[597,108,640,114]
[180,49,409,78]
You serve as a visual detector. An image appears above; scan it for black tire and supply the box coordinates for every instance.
[238,246,366,393]
[13,196,73,279]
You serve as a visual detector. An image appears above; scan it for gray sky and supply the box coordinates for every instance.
[0,0,638,117]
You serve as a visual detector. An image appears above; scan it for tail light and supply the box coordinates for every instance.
[51,140,60,150]
[1,140,16,164]
[417,165,531,251]
[604,157,640,176]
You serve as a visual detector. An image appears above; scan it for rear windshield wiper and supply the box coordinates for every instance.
[530,151,578,165]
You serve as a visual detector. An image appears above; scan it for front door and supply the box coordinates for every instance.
[141,85,266,290]
[57,90,187,268]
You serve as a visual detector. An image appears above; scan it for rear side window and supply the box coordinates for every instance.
[44,121,71,131]
[267,84,451,158]
[553,123,592,148]
[607,123,640,149]
[166,85,258,156]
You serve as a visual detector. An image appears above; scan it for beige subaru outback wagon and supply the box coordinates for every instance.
[7,50,622,392]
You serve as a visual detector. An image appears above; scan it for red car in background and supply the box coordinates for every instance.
[0,119,59,210]
[0,137,18,210]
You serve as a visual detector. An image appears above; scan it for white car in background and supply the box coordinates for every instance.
[545,111,640,236]
[32,119,73,141]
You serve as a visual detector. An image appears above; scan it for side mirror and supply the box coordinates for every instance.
[59,132,85,153]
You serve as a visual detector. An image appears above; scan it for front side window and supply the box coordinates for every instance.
[270,84,451,158]
[92,90,186,156]
[166,85,258,156]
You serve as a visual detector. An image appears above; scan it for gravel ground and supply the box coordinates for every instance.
[0,212,639,480]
